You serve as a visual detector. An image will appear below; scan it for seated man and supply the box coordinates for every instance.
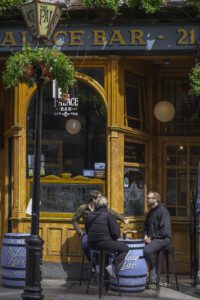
[144,191,171,283]
[86,196,129,278]
[72,190,129,261]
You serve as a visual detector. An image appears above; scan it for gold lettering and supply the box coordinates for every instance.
[177,28,195,45]
[52,31,67,46]
[109,30,127,45]
[129,30,146,46]
[20,31,28,46]
[92,30,106,45]
[1,32,17,46]
[68,30,83,46]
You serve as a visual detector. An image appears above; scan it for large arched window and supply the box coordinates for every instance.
[26,80,106,179]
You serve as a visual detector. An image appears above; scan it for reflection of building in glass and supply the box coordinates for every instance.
[124,167,144,216]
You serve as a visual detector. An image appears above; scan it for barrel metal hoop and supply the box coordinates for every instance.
[128,247,144,250]
[2,276,25,281]
[4,235,29,239]
[111,283,146,288]
[123,241,144,244]
[2,266,25,271]
[2,243,26,247]
[3,284,23,289]
[119,274,147,279]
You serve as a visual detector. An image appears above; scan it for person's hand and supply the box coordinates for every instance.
[123,219,129,225]
[144,235,151,244]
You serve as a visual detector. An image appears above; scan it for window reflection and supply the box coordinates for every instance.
[76,67,104,87]
[124,167,145,216]
[26,80,106,178]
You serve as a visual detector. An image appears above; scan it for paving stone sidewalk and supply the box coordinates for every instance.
[0,276,199,300]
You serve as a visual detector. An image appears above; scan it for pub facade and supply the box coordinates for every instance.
[0,4,199,276]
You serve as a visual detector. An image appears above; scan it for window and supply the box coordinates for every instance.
[160,78,200,136]
[26,80,106,179]
[124,71,147,130]
[124,140,146,216]
[165,144,199,217]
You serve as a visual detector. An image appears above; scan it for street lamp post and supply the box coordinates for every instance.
[20,1,62,299]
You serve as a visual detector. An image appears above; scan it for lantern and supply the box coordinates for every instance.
[154,101,175,122]
[21,0,62,40]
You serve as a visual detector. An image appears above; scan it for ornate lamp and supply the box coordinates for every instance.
[154,100,175,122]
[21,0,61,41]
[21,1,62,300]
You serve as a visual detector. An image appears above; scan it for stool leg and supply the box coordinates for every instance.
[79,253,85,285]
[98,251,104,298]
[171,250,179,290]
[164,250,170,287]
[115,263,121,296]
[156,250,163,289]
[86,254,94,294]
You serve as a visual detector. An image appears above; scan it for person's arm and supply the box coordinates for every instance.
[108,214,121,240]
[108,208,129,224]
[151,207,171,239]
[71,205,85,235]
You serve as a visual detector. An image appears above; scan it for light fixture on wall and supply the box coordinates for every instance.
[66,118,81,134]
[154,59,175,123]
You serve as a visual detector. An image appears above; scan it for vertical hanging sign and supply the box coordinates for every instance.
[52,80,79,118]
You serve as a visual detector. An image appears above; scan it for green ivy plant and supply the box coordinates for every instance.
[0,0,23,14]
[190,65,200,96]
[0,0,194,15]
[2,45,75,94]
[83,0,165,14]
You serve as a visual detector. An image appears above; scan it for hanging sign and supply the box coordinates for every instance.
[52,80,79,118]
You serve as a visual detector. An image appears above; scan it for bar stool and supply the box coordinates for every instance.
[156,243,179,290]
[86,250,121,298]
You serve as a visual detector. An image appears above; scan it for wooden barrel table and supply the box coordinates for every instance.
[110,238,147,293]
[1,233,29,288]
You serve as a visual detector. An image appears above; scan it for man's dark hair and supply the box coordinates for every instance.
[88,190,103,203]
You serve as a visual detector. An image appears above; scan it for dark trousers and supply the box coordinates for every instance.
[144,238,170,271]
[82,234,91,261]
[88,240,129,266]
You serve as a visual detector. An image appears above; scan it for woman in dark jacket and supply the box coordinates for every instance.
[86,196,129,277]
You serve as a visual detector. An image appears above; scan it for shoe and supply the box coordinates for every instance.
[105,264,116,279]
[149,268,157,284]
[95,265,99,273]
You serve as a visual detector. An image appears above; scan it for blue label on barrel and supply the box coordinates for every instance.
[110,239,147,293]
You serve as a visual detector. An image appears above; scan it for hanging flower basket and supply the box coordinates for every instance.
[23,63,35,79]
[2,45,75,94]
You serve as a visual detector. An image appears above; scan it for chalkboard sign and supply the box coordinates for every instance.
[124,142,145,164]
[30,182,104,212]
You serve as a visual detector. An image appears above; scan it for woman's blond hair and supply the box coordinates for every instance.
[97,196,108,206]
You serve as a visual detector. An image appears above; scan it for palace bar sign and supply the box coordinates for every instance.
[0,24,199,53]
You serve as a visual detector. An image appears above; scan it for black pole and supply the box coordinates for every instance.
[22,67,44,300]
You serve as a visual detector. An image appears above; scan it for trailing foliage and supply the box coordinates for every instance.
[0,0,193,15]
[190,65,200,95]
[83,0,165,13]
[0,0,23,14]
[2,45,75,93]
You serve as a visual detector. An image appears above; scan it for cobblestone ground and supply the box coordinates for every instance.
[0,276,199,300]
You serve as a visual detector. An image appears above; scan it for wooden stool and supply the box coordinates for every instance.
[156,243,179,290]
[86,250,121,298]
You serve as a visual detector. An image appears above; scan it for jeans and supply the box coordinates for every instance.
[144,238,170,271]
[82,233,91,261]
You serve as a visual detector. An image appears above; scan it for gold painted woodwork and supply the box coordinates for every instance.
[0,55,195,273]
